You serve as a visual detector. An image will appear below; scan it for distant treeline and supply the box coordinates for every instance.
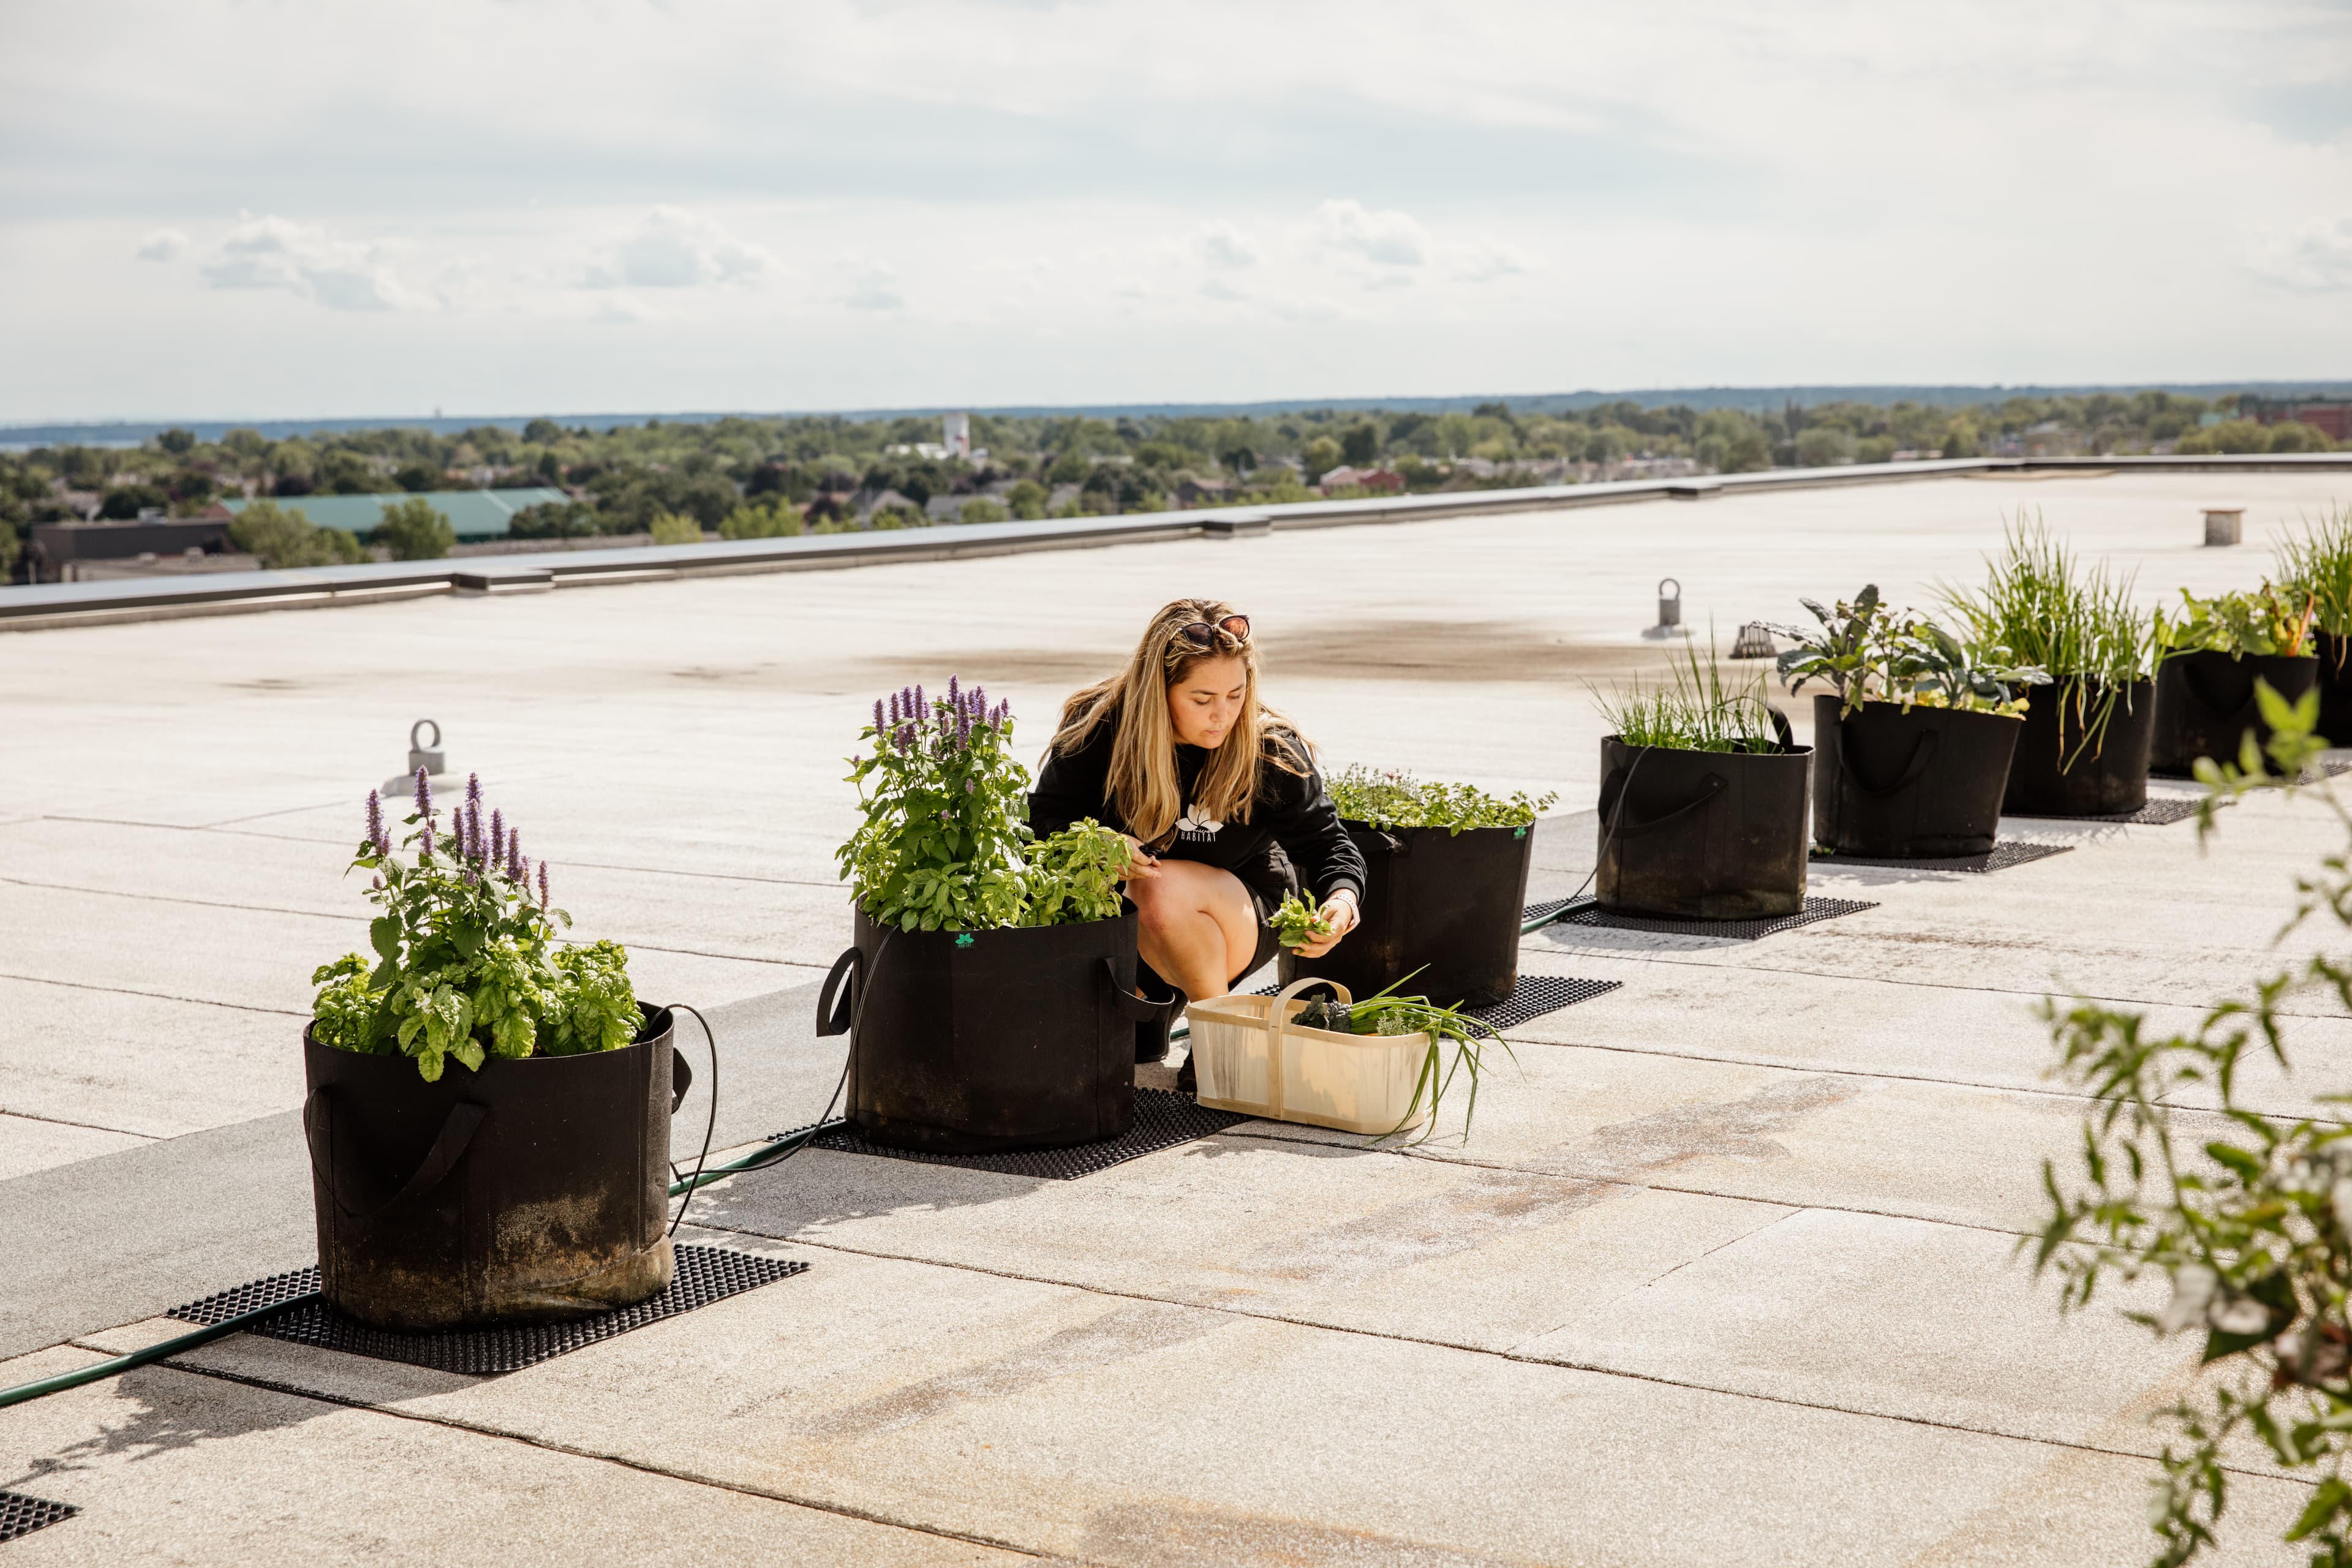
[0,388,2337,578]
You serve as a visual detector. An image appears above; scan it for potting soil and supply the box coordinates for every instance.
[165,1245,805,1376]
[785,1087,1248,1180]
[0,1493,78,1544]
[1809,842,2072,874]
[1544,896,1877,941]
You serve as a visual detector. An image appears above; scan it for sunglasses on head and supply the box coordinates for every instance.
[1175,614,1251,650]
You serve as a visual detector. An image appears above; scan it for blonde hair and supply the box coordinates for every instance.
[1052,597,1310,846]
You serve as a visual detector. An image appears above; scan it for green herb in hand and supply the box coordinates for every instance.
[1267,891,1333,949]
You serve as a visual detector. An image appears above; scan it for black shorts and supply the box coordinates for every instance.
[1243,886,1282,982]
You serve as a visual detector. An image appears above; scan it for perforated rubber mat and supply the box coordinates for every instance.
[0,1493,77,1544]
[1254,971,1620,1029]
[2010,795,2206,826]
[785,1087,1248,1180]
[1810,840,2073,873]
[2154,756,2352,782]
[1537,895,1877,940]
[165,1245,805,1376]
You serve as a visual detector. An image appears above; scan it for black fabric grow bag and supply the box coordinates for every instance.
[2311,634,2352,748]
[2002,677,2154,817]
[1279,820,1535,1008]
[2150,650,2319,773]
[1595,734,1810,919]
[302,1003,678,1332]
[1812,695,2020,857]
[824,909,1168,1155]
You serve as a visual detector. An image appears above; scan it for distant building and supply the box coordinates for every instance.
[943,412,971,459]
[28,517,233,582]
[215,488,568,539]
[2242,395,2352,443]
[1175,478,1233,506]
[1317,466,1406,494]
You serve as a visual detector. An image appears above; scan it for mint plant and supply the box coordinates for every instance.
[309,771,641,1082]
[2157,582,2318,658]
[1329,766,1558,832]
[838,680,1133,932]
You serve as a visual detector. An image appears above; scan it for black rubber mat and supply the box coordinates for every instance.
[1540,895,1877,940]
[1254,971,1621,1028]
[0,1492,77,1544]
[785,1087,1247,1180]
[1810,841,2073,873]
[2153,756,2352,782]
[165,1245,805,1376]
[2009,795,2207,826]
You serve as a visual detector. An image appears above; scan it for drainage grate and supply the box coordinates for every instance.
[784,1088,1248,1180]
[1811,841,2073,874]
[1256,971,1620,1029]
[1546,895,1877,941]
[165,1245,805,1376]
[0,1493,77,1544]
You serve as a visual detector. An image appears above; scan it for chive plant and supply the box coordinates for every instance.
[1942,521,2156,766]
[2274,503,2352,644]
[1593,634,1782,752]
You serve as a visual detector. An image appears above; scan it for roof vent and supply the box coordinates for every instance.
[1730,622,1777,659]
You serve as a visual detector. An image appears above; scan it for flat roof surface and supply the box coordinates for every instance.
[2,468,2343,1564]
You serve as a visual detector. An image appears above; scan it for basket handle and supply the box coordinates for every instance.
[1265,976,1352,1123]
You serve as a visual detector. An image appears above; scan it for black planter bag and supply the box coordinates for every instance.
[823,908,1168,1155]
[1280,821,1534,1008]
[303,1002,679,1332]
[2149,650,2320,774]
[2317,634,2352,747]
[1595,731,1809,919]
[2002,677,2155,817]
[1812,695,2020,856]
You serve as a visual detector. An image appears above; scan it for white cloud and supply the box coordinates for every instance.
[134,228,188,262]
[581,205,775,289]
[1314,198,1429,268]
[1453,238,1536,283]
[196,214,423,311]
[1200,278,1243,301]
[845,263,903,311]
[2248,219,2352,293]
[1194,219,1257,270]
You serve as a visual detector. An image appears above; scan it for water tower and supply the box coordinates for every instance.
[943,412,971,459]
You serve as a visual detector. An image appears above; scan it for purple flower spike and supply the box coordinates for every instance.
[538,861,551,911]
[365,790,386,856]
[507,829,523,882]
[489,808,505,864]
[414,766,432,818]
[873,697,885,735]
[420,814,435,858]
[948,674,959,707]
[466,772,483,814]
[914,683,925,717]
[965,777,975,793]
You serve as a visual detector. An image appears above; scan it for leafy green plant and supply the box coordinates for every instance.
[647,511,704,546]
[1286,974,1514,1145]
[2158,583,2318,658]
[839,681,1134,932]
[2277,505,2352,639]
[718,498,802,540]
[1776,582,2046,716]
[2030,682,2352,1566]
[1328,767,1558,832]
[1267,891,1335,949]
[1596,634,1783,752]
[309,773,639,1082]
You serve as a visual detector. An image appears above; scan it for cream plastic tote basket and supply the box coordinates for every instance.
[1185,978,1432,1136]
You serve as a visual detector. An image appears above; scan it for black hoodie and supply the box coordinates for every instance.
[1028,705,1366,910]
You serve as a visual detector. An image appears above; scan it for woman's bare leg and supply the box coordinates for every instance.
[1127,860,1259,1003]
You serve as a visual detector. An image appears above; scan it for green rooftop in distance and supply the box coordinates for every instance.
[219,488,567,538]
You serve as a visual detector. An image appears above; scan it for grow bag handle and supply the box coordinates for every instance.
[815,946,863,1039]
[1770,707,1795,751]
[1597,769,1727,840]
[302,1090,488,1223]
[2179,660,2259,722]
[1834,722,1939,798]
[1101,960,1177,1022]
[671,1049,693,1115]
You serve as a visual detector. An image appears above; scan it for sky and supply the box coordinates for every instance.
[2,0,2349,423]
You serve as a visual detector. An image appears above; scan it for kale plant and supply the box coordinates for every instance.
[1329,766,1558,832]
[2032,682,2352,1565]
[309,771,641,1082]
[839,680,1134,932]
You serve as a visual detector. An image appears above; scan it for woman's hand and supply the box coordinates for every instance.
[1294,889,1359,958]
[1119,835,1161,882]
